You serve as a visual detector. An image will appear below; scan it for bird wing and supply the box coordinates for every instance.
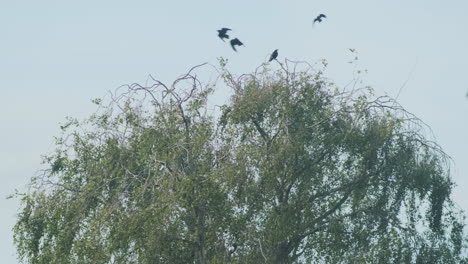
[320,14,326,18]
[221,28,231,31]
[269,50,278,62]
[231,44,237,52]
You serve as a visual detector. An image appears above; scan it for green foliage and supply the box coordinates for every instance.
[14,62,467,263]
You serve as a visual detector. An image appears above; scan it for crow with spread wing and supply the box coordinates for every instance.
[230,38,244,52]
[313,14,327,24]
[217,28,231,42]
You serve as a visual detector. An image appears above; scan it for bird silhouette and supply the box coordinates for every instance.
[269,49,278,62]
[217,28,231,42]
[230,38,244,52]
[313,14,327,24]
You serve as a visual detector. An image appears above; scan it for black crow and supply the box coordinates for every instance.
[313,14,327,24]
[230,38,244,52]
[269,49,278,62]
[217,28,231,42]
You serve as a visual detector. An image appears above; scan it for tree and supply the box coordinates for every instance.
[14,60,467,263]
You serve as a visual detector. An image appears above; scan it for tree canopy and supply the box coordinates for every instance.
[14,60,467,263]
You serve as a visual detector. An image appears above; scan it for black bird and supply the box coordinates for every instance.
[269,49,278,62]
[217,28,231,42]
[313,14,327,24]
[230,38,244,52]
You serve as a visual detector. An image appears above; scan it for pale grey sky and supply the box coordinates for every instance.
[1,1,468,262]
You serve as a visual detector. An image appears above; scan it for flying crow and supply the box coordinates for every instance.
[217,28,231,42]
[269,49,278,62]
[230,38,244,52]
[313,14,327,24]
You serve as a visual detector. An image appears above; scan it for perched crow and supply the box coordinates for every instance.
[269,49,278,62]
[217,28,231,42]
[313,14,327,24]
[230,38,244,52]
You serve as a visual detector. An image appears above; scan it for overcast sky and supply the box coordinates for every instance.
[1,0,468,262]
